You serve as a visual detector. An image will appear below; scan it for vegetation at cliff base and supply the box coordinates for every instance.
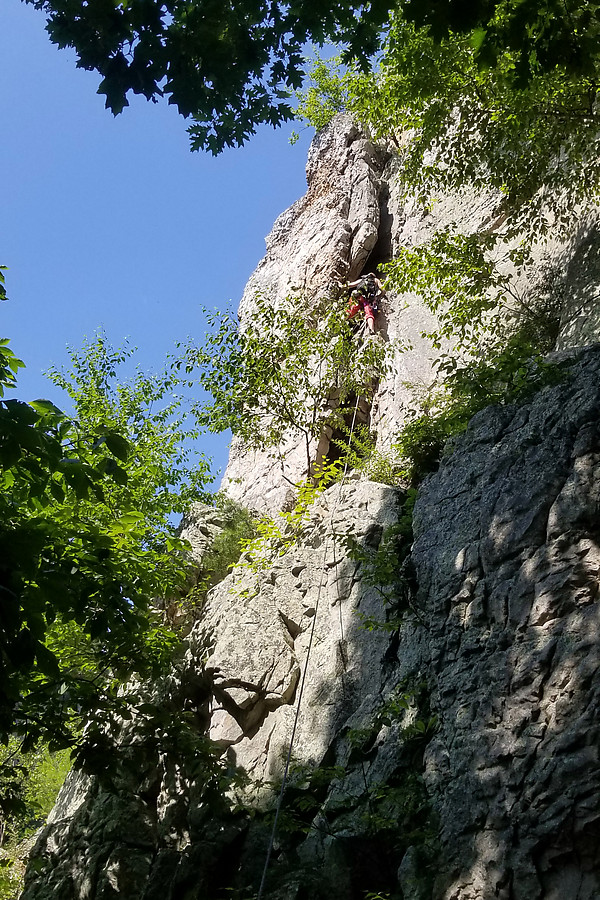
[0,333,212,850]
[0,743,70,898]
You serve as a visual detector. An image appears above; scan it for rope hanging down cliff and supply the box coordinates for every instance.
[256,394,362,900]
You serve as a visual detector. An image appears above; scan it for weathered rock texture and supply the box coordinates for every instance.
[412,347,600,899]
[22,117,600,900]
[196,479,400,782]
[224,117,394,513]
[223,116,598,515]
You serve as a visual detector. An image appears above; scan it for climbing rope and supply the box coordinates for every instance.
[256,394,362,900]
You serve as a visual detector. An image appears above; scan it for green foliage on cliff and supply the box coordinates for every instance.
[295,16,600,240]
[180,496,258,615]
[346,488,417,631]
[184,293,393,477]
[203,497,257,584]
[380,228,565,481]
[293,15,584,489]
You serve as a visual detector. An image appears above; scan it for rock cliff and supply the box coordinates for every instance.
[22,117,600,900]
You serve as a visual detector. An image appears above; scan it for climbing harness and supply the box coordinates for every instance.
[256,395,362,900]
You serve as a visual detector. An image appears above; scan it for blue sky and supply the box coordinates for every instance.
[0,0,314,479]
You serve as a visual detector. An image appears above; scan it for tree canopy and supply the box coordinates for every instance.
[403,0,600,82]
[25,0,600,153]
[25,0,391,152]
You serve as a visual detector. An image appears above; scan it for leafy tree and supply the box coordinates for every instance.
[295,20,600,240]
[25,0,600,152]
[47,333,211,528]
[182,293,393,477]
[0,334,211,824]
[402,0,600,83]
[0,740,70,846]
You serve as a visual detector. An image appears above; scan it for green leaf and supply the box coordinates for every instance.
[104,432,130,462]
[469,27,487,50]
[29,399,65,417]
[34,642,61,677]
[4,399,40,425]
[111,464,128,486]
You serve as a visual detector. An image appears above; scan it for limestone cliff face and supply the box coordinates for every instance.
[222,115,598,515]
[22,118,600,900]
[412,347,600,899]
[222,115,445,514]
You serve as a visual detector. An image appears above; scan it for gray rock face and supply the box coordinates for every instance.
[239,116,386,316]
[411,346,600,899]
[223,117,600,515]
[223,116,394,514]
[192,479,401,783]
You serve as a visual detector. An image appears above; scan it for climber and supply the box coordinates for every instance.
[344,272,386,334]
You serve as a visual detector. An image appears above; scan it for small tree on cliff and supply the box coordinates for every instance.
[183,293,392,477]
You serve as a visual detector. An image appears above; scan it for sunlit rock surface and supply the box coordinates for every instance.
[222,117,600,516]
[193,479,400,782]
